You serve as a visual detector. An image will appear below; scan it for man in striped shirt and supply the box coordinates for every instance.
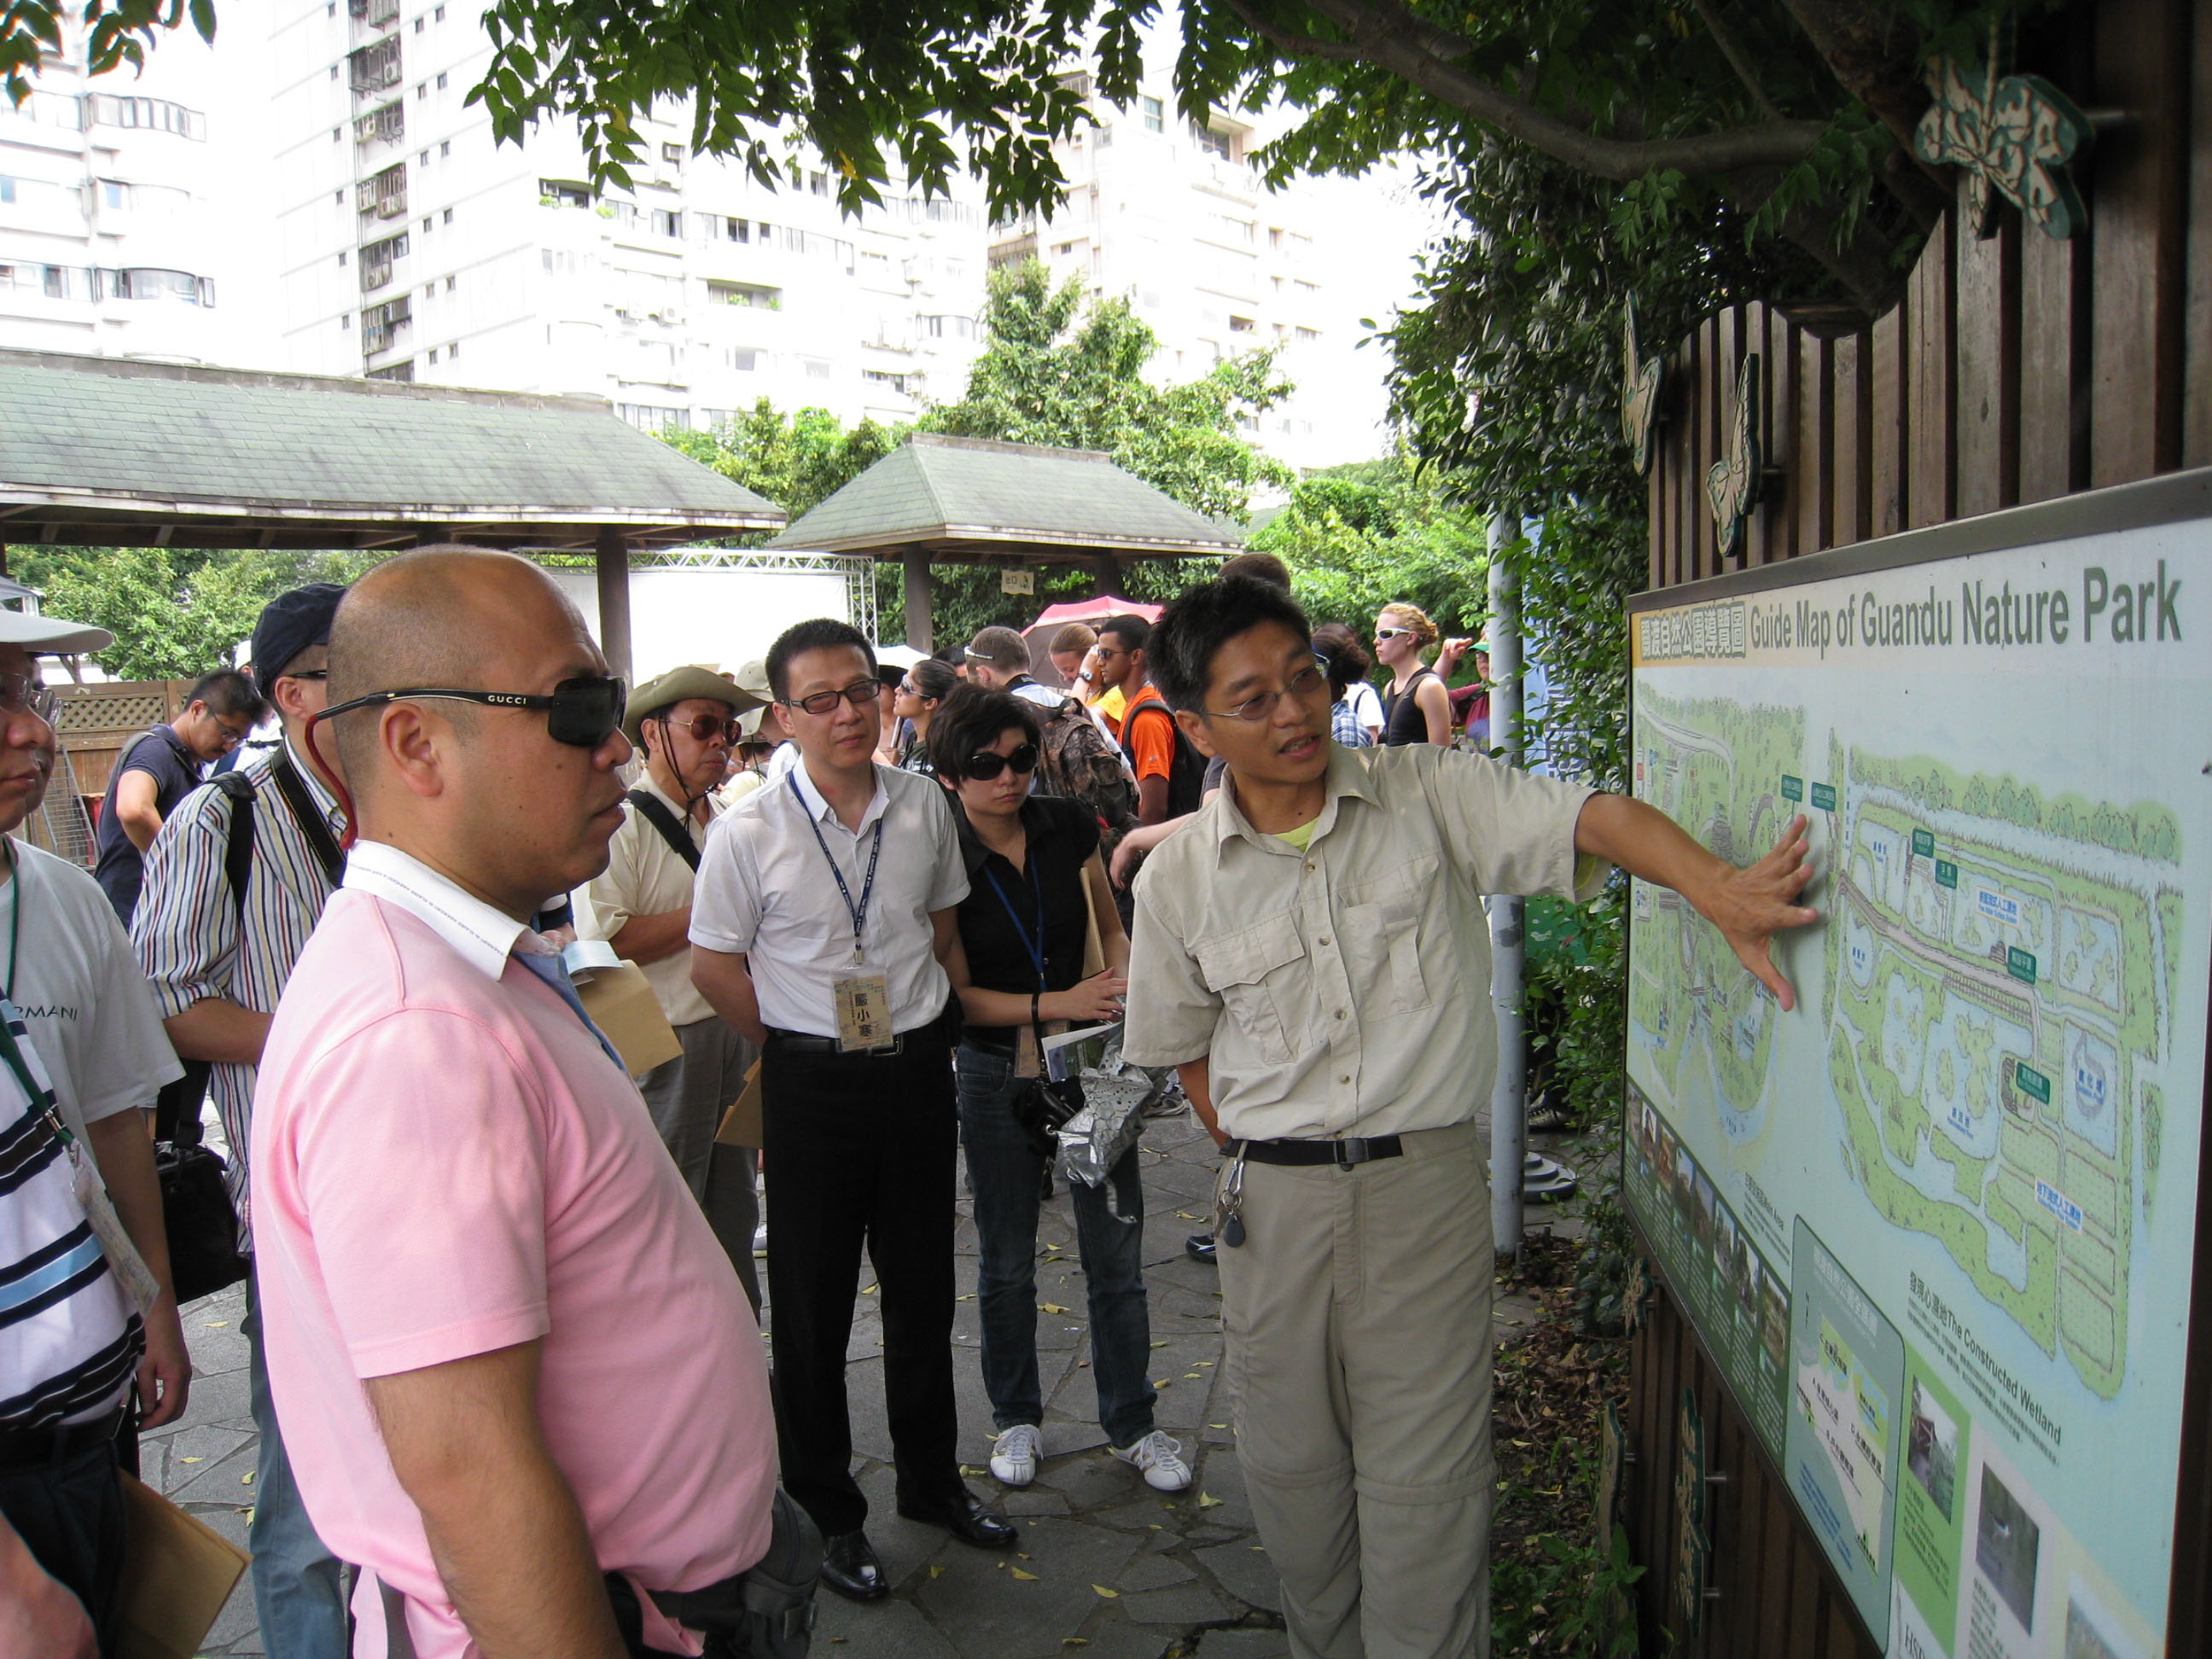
[132,583,351,1659]
[0,606,189,1652]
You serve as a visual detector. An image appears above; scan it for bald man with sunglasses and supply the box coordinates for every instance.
[253,550,788,1659]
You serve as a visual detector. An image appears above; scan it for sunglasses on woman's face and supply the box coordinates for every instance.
[1375,626,1412,641]
[963,742,1039,782]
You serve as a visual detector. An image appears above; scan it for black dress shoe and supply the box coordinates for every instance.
[897,1488,1016,1548]
[820,1530,888,1601]
[1185,1232,1217,1264]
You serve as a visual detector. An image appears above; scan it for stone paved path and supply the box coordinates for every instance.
[158,1108,1583,1658]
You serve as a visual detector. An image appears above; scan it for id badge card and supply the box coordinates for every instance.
[832,960,894,1052]
[69,1144,161,1313]
[1014,1024,1042,1080]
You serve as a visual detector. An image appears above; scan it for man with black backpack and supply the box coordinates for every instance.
[578,667,765,1309]
[131,582,351,1659]
[1097,615,1204,825]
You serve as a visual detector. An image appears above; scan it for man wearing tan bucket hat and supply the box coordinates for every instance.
[579,665,766,1308]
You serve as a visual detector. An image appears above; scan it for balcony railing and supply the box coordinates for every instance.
[348,38,401,95]
[362,294,411,355]
[357,164,407,223]
[353,100,403,146]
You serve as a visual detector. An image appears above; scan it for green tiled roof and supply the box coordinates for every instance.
[768,434,1243,560]
[0,351,783,548]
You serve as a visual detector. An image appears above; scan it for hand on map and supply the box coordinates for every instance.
[1699,812,1820,1011]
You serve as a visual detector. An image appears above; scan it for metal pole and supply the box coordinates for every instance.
[594,525,632,686]
[1487,515,1526,1262]
[903,547,933,651]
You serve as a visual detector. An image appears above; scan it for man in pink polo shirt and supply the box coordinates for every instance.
[252,549,789,1658]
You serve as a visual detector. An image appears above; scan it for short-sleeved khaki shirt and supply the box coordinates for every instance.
[579,771,718,1028]
[1123,742,1607,1141]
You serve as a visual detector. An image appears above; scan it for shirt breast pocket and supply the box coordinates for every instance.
[1342,856,1439,1016]
[1192,911,1309,1065]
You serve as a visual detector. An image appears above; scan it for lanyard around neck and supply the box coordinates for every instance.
[788,772,884,958]
[1,837,22,1004]
[980,849,1047,992]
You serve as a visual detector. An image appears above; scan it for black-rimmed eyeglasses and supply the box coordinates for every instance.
[781,679,880,718]
[314,675,627,748]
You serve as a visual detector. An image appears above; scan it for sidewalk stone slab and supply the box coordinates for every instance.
[1194,1541,1283,1614]
[1193,1629,1293,1658]
[815,1592,962,1657]
[913,1516,1140,1657]
[1120,1580,1239,1626]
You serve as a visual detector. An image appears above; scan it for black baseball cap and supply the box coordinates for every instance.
[250,584,347,696]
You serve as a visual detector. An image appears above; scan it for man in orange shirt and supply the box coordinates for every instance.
[1096,616,1202,826]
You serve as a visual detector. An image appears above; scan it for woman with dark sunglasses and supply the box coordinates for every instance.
[894,659,958,777]
[926,687,1193,1498]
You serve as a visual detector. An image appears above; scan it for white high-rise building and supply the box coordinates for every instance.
[264,0,992,428]
[0,21,268,364]
[988,55,1374,469]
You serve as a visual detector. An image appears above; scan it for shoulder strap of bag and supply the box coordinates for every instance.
[162,773,255,1149]
[626,789,701,872]
[266,753,346,888]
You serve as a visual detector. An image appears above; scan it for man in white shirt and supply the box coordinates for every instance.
[1125,576,1817,1658]
[691,618,1016,1604]
[579,666,763,1309]
[0,608,189,1653]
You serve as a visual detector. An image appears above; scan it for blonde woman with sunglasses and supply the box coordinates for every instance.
[1375,602,1452,746]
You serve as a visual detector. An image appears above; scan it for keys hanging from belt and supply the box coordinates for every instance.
[1218,1150,1249,1249]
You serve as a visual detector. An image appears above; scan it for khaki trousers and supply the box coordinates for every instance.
[1217,1117,1494,1659]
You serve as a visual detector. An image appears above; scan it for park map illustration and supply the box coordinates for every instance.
[1630,687,2184,1403]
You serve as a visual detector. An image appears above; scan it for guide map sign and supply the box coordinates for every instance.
[1623,485,2211,1658]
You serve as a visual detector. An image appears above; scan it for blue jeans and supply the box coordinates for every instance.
[955,1042,1156,1448]
[245,1269,350,1659]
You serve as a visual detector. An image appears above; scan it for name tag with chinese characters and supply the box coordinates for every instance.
[833,961,894,1052]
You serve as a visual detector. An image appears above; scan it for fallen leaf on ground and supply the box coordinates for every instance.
[1150,1341,1167,1349]
[204,1321,229,1329]
[929,1565,945,1579]
[181,1457,202,1464]
[1039,1302,1069,1314]
[862,1284,878,1295]
[1196,1492,1220,1509]
[1010,1567,1039,1581]
[1091,1584,1118,1597]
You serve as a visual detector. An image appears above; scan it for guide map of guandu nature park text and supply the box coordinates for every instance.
[1623,508,2209,1659]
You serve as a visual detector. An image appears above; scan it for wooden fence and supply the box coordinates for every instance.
[1627,0,2210,1650]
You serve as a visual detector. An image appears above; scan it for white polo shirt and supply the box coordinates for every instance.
[690,760,969,1039]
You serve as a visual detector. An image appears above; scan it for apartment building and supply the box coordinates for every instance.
[265,0,992,428]
[0,24,261,364]
[989,63,1360,469]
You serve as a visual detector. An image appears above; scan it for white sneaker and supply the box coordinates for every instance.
[1111,1430,1193,1492]
[989,1423,1042,1487]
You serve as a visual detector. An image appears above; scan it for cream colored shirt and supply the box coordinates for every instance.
[579,771,719,1028]
[1123,742,1607,1141]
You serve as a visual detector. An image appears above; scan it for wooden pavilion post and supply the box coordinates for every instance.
[903,546,933,651]
[594,525,632,685]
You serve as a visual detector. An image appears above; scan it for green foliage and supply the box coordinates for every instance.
[922,260,1295,522]
[10,545,370,682]
[1494,1435,1644,1656]
[663,400,899,523]
[1253,457,1490,641]
[3,0,213,108]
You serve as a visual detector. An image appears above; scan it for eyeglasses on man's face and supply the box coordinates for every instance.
[1205,663,1329,725]
[0,673,58,727]
[658,711,741,746]
[212,716,255,750]
[782,679,880,719]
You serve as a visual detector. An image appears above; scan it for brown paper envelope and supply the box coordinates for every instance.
[716,1057,764,1149]
[574,962,684,1075]
[113,1471,250,1659]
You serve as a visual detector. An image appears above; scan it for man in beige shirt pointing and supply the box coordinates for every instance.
[1123,576,1817,1659]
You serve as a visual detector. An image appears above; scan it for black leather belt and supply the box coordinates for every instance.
[1229,1135,1403,1169]
[768,1029,905,1057]
[0,1406,123,1470]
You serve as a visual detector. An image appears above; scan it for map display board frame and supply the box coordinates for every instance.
[1622,470,2212,1659]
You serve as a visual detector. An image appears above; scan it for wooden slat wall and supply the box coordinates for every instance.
[1627,1,2205,1650]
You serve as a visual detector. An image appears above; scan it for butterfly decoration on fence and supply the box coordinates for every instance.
[1704,352,1761,561]
[1621,295,1664,476]
[1913,23,2093,240]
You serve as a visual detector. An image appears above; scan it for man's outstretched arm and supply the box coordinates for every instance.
[1575,796,1819,1010]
